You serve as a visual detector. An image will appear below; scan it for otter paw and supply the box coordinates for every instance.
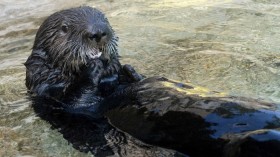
[121,64,144,82]
[85,59,105,86]
[102,62,122,77]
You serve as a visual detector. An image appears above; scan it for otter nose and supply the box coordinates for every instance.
[88,31,107,43]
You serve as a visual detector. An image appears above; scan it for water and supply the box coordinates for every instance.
[1,0,280,156]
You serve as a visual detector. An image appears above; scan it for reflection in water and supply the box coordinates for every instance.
[1,0,280,156]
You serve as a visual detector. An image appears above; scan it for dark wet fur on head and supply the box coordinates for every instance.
[33,6,119,74]
[25,6,121,97]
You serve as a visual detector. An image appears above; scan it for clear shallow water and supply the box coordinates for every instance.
[1,0,280,156]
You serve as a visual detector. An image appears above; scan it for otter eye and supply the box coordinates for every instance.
[61,25,68,33]
[88,34,97,41]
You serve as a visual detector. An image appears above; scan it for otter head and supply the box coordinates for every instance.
[33,6,118,74]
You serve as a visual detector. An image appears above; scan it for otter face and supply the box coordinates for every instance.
[33,6,118,73]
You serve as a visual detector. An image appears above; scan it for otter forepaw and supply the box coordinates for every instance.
[85,59,105,86]
[121,64,144,82]
[102,62,121,77]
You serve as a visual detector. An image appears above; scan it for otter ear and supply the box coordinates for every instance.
[61,24,68,33]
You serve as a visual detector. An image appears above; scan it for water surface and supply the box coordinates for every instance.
[1,0,280,156]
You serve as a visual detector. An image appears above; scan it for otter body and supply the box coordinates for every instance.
[103,77,280,157]
[25,6,121,98]
[27,6,280,157]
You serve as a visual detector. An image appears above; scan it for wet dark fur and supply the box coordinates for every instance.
[25,6,121,98]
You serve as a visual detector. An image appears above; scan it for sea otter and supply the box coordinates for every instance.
[26,6,280,157]
[24,6,121,98]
